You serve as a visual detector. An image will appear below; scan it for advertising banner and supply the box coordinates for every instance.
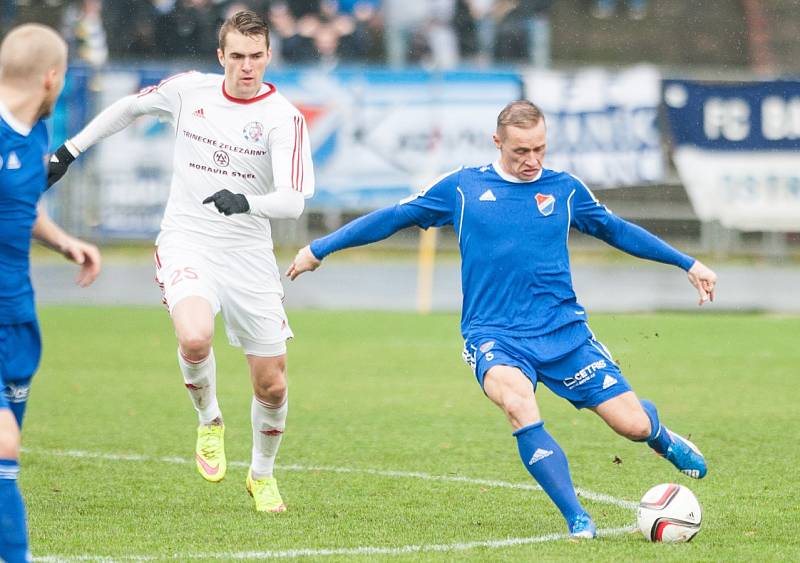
[524,65,664,188]
[663,79,800,231]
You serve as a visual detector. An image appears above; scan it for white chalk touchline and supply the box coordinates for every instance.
[35,526,639,562]
[24,447,638,562]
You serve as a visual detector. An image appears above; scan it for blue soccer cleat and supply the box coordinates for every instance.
[569,513,597,539]
[664,430,707,479]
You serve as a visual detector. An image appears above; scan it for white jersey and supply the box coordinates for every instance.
[133,71,314,250]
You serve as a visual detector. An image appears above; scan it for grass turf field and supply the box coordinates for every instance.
[22,307,800,562]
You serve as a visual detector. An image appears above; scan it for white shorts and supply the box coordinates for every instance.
[154,241,293,357]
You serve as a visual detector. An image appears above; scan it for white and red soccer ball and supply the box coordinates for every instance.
[637,483,702,542]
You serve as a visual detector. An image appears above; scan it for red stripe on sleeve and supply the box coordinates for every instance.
[291,116,299,190]
[297,117,304,192]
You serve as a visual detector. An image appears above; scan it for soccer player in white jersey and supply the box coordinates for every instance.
[48,10,314,512]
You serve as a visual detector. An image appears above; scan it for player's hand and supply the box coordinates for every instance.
[60,237,101,287]
[47,143,77,187]
[285,245,321,281]
[202,189,250,215]
[687,260,716,306]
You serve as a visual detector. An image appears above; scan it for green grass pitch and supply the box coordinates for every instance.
[21,307,800,561]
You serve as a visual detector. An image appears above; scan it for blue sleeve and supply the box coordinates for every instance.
[570,179,695,271]
[310,169,460,260]
[310,205,417,259]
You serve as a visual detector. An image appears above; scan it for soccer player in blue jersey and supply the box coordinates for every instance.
[287,100,717,539]
[0,24,101,562]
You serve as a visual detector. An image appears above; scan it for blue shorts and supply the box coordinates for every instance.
[0,321,41,421]
[462,325,631,409]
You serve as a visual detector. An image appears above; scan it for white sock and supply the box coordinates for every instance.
[251,396,287,479]
[177,347,221,425]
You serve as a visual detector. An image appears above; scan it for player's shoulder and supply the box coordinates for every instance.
[541,167,587,192]
[262,87,304,117]
[430,165,466,187]
[462,163,494,177]
[398,166,463,204]
[138,70,207,97]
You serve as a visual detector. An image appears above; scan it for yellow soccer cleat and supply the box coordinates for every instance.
[246,469,287,513]
[195,424,226,483]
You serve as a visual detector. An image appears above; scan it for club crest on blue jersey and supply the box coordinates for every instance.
[535,193,556,216]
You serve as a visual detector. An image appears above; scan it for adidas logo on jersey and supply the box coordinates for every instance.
[5,151,21,170]
[602,374,618,390]
[193,108,206,118]
[528,448,553,465]
[479,189,496,201]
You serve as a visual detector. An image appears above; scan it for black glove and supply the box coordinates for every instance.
[202,189,250,215]
[47,144,77,188]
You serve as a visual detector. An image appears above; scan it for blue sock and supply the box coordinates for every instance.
[513,421,586,524]
[0,459,29,563]
[640,399,672,454]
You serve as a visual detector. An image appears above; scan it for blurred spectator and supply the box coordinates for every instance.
[288,0,321,18]
[1,0,17,35]
[61,0,109,67]
[269,1,317,63]
[426,0,459,68]
[269,0,376,65]
[593,0,648,20]
[454,0,480,63]
[312,20,342,67]
[384,0,459,69]
[163,0,220,58]
[494,0,553,68]
[333,0,383,62]
[103,0,172,58]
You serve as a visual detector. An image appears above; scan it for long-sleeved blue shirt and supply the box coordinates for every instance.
[312,163,694,346]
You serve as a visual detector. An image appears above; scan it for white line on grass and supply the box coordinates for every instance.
[25,448,638,562]
[36,526,638,562]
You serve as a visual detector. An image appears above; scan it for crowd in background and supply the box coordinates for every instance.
[1,0,649,69]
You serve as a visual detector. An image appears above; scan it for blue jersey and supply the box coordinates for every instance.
[311,162,695,346]
[0,104,49,324]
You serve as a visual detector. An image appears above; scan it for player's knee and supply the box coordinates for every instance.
[252,363,287,404]
[177,331,213,360]
[502,394,538,425]
[254,379,287,405]
[619,412,652,441]
[0,424,20,460]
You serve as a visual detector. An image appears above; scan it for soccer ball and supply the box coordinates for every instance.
[637,483,702,542]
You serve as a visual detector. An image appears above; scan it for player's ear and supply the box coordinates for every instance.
[265,46,273,67]
[43,67,58,91]
[492,133,502,150]
[217,48,225,67]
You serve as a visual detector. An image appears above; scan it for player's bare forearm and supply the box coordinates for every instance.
[687,260,717,306]
[32,205,101,287]
[286,245,321,281]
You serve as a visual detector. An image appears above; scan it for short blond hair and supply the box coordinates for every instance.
[496,100,545,136]
[218,9,270,52]
[0,23,67,83]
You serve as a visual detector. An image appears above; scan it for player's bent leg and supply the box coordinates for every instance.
[640,399,707,479]
[593,394,706,479]
[483,366,594,538]
[590,391,651,441]
[172,297,226,482]
[246,352,288,512]
[0,409,30,563]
